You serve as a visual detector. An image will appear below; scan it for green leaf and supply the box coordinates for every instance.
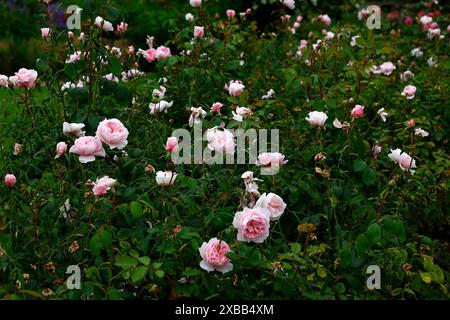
[420,272,432,284]
[109,57,122,77]
[362,168,376,186]
[100,229,112,250]
[353,160,366,172]
[131,266,148,283]
[64,63,77,80]
[89,235,102,257]
[114,255,138,268]
[366,224,381,246]
[36,59,49,73]
[137,256,150,266]
[155,270,165,278]
[130,201,143,219]
[317,265,327,278]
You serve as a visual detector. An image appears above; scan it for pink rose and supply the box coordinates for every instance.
[92,176,117,196]
[210,102,223,113]
[67,31,74,38]
[205,127,235,154]
[128,46,135,55]
[0,75,9,88]
[189,0,202,7]
[41,28,51,38]
[406,119,415,128]
[256,152,288,167]
[4,174,16,187]
[226,10,236,18]
[55,142,68,159]
[69,136,106,163]
[319,14,331,25]
[227,80,245,97]
[388,148,417,174]
[379,61,396,75]
[401,85,416,99]
[255,193,287,221]
[404,16,413,25]
[165,137,179,152]
[194,26,204,38]
[117,22,128,33]
[282,0,295,10]
[10,68,38,88]
[199,238,233,273]
[351,105,365,118]
[95,118,129,150]
[233,207,271,243]
[143,48,157,63]
[185,13,194,22]
[155,46,172,60]
[305,111,328,127]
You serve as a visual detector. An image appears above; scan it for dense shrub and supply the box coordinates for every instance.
[0,0,448,299]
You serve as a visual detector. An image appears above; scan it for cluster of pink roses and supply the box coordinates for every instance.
[0,68,38,88]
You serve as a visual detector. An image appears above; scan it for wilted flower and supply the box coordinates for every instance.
[232,107,251,122]
[92,176,117,196]
[210,102,223,113]
[68,241,80,253]
[377,108,389,122]
[415,128,429,137]
[254,192,287,221]
[241,171,262,197]
[411,48,423,58]
[333,118,350,129]
[388,148,417,174]
[41,27,51,38]
[63,122,86,138]
[149,100,173,114]
[401,85,417,99]
[262,89,275,100]
[13,143,23,155]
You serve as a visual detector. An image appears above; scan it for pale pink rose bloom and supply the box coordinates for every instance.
[233,207,271,243]
[185,13,194,22]
[78,33,85,41]
[67,31,74,38]
[210,102,223,113]
[388,148,417,174]
[199,238,233,273]
[205,127,235,155]
[10,68,38,88]
[281,0,296,10]
[41,28,51,38]
[4,174,16,187]
[415,128,429,137]
[299,39,308,49]
[92,176,117,196]
[379,61,396,75]
[69,136,106,163]
[149,100,173,114]
[226,10,236,18]
[372,145,382,158]
[117,22,128,33]
[351,105,365,118]
[194,26,204,38]
[419,15,432,25]
[66,51,81,64]
[256,152,288,166]
[0,75,9,87]
[55,142,68,159]
[305,111,328,127]
[228,80,245,97]
[255,193,287,221]
[156,171,177,186]
[319,14,331,25]
[401,85,416,99]
[165,137,179,152]
[96,118,129,150]
[155,46,172,60]
[128,46,135,55]
[95,16,114,32]
[143,48,157,62]
[189,0,202,7]
[333,118,350,129]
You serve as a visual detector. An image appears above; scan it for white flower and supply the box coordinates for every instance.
[188,107,207,127]
[149,100,173,114]
[63,122,85,138]
[152,86,166,100]
[305,111,328,128]
[185,13,194,22]
[411,48,423,58]
[156,171,177,186]
[377,108,388,122]
[232,107,252,122]
[415,128,429,137]
[332,118,349,129]
[280,0,295,10]
[350,35,360,47]
[427,57,438,68]
[95,16,114,32]
[388,148,417,175]
[104,73,119,82]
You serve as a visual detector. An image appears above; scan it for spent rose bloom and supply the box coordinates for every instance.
[233,207,271,243]
[0,75,9,88]
[95,118,129,150]
[205,127,235,155]
[69,136,106,163]
[241,171,261,197]
[255,193,287,221]
[66,51,81,64]
[4,174,16,187]
[190,0,202,7]
[232,106,252,122]
[227,80,245,97]
[333,118,350,129]
[10,68,38,88]
[63,122,86,138]
[377,108,389,122]
[372,144,382,158]
[210,102,223,113]
[351,105,365,118]
[165,137,179,152]
[199,238,233,273]
[401,85,417,99]
[156,171,177,186]
[149,100,173,114]
[415,128,429,137]
[55,142,68,159]
[92,176,117,196]
[189,107,207,127]
[41,28,51,38]
[305,111,328,128]
[194,26,204,38]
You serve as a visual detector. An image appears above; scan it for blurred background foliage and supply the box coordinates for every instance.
[0,0,411,74]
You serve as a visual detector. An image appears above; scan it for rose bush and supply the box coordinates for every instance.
[0,0,448,300]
